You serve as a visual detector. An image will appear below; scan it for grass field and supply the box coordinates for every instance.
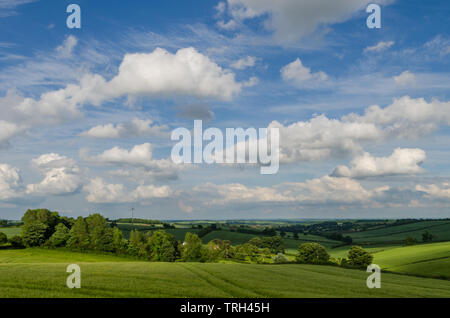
[348,221,450,244]
[0,227,21,238]
[1,249,449,298]
[373,242,450,279]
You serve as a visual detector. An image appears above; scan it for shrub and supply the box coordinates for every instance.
[9,235,24,248]
[0,232,7,244]
[273,253,289,264]
[347,246,373,267]
[296,243,329,264]
[404,236,417,246]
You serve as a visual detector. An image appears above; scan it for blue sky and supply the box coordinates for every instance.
[0,0,449,220]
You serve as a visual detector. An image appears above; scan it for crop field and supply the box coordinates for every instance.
[348,221,450,244]
[0,227,21,238]
[373,242,450,279]
[0,249,449,298]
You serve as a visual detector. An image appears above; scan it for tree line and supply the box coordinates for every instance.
[5,209,286,263]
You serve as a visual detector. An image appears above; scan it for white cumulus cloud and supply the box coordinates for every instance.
[332,148,426,178]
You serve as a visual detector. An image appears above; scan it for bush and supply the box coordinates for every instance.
[296,243,329,264]
[9,235,24,248]
[404,236,417,246]
[347,246,373,267]
[0,232,7,244]
[273,253,289,264]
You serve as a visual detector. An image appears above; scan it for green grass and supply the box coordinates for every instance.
[373,241,450,279]
[348,220,450,244]
[0,227,21,238]
[1,249,450,298]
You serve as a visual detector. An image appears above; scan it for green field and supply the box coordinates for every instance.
[349,221,450,244]
[0,227,21,238]
[0,249,449,298]
[373,242,450,279]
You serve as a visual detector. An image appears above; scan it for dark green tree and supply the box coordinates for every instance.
[181,232,205,262]
[49,223,70,247]
[86,214,114,252]
[347,246,373,267]
[21,209,60,239]
[148,230,177,262]
[296,242,329,264]
[22,221,48,247]
[67,217,90,250]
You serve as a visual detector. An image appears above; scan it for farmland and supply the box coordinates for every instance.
[0,249,449,298]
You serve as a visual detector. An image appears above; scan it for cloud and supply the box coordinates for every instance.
[416,182,450,201]
[269,115,381,163]
[26,153,83,195]
[231,56,258,69]
[83,178,171,203]
[270,96,450,164]
[80,118,169,139]
[56,35,78,58]
[177,103,215,120]
[103,47,242,101]
[3,47,244,140]
[281,58,328,85]
[0,163,22,200]
[81,143,184,180]
[0,0,36,17]
[192,175,389,206]
[0,120,25,147]
[364,41,395,53]
[332,148,426,178]
[344,96,450,138]
[220,0,394,43]
[394,71,416,87]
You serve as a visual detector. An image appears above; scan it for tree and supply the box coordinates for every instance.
[86,214,114,252]
[347,246,373,267]
[128,229,147,257]
[181,232,205,262]
[261,236,285,254]
[280,231,286,238]
[49,223,70,247]
[296,243,329,264]
[112,227,126,254]
[293,232,299,240]
[0,232,7,244]
[67,217,90,250]
[21,209,60,239]
[22,221,48,247]
[148,230,177,262]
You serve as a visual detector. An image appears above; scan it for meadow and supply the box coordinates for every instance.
[1,249,449,298]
